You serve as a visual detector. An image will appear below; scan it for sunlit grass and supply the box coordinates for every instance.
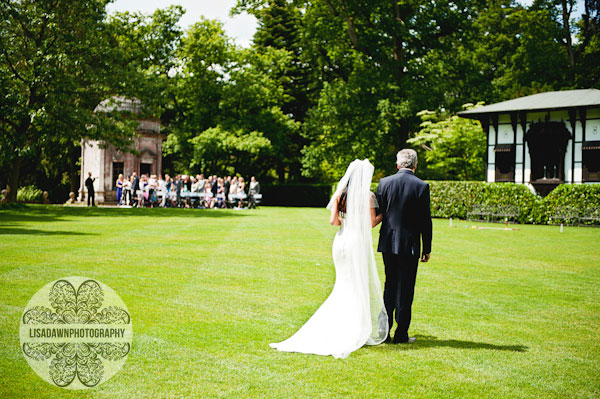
[0,205,598,398]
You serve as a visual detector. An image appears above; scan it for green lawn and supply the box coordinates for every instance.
[0,205,599,398]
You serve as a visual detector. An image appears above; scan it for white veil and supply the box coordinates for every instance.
[327,159,389,345]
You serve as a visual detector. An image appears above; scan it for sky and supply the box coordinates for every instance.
[106,0,258,47]
[107,0,585,48]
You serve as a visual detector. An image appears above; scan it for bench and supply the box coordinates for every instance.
[228,193,248,208]
[467,204,519,223]
[549,206,579,226]
[577,207,600,226]
[492,205,520,223]
[467,204,494,222]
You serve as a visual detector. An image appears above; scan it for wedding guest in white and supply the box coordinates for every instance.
[122,175,132,206]
[158,174,167,207]
[236,177,246,208]
[228,176,239,202]
[191,176,201,193]
[216,177,225,208]
[203,182,213,208]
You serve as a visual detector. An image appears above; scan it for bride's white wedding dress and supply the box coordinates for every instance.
[270,159,389,358]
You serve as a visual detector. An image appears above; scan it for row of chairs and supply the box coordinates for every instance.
[129,190,262,209]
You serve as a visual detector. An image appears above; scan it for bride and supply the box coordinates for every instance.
[270,159,389,358]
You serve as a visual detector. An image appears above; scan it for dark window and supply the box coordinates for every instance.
[525,121,571,182]
[112,162,124,189]
[495,144,515,182]
[140,162,152,176]
[582,142,600,182]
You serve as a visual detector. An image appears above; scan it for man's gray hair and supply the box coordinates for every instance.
[396,149,418,169]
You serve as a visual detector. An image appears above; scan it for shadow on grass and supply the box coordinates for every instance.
[400,335,528,352]
[0,226,96,236]
[0,204,252,224]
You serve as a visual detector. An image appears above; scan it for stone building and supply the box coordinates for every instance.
[458,89,600,195]
[78,98,162,203]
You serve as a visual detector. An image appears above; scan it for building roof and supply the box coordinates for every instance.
[95,96,143,113]
[458,89,600,119]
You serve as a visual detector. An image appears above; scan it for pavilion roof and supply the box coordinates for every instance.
[458,89,600,119]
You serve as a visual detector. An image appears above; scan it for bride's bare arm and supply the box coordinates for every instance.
[330,196,341,226]
[370,193,382,227]
[371,207,382,227]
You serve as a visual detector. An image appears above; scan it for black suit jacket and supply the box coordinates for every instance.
[85,177,95,193]
[376,169,432,256]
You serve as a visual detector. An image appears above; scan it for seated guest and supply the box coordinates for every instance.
[122,176,132,206]
[181,176,190,208]
[148,174,158,206]
[237,177,246,208]
[174,174,183,207]
[191,176,201,193]
[228,176,238,202]
[216,177,225,208]
[139,174,149,207]
[115,174,124,205]
[203,182,213,208]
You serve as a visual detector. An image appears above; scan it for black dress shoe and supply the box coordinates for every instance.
[393,336,416,344]
[392,333,412,344]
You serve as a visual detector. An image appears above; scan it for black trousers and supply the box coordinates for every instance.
[87,191,95,206]
[382,252,419,342]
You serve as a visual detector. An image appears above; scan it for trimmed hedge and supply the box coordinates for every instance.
[426,181,600,225]
[427,181,539,224]
[542,184,600,225]
[260,184,333,207]
[261,181,600,225]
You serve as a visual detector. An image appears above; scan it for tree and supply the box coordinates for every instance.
[189,127,272,175]
[0,0,143,201]
[574,0,600,87]
[407,104,487,181]
[161,18,233,174]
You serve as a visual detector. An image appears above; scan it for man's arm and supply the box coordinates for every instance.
[420,183,432,262]
[375,180,385,216]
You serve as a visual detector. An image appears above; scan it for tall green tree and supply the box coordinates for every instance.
[407,105,487,181]
[0,0,142,201]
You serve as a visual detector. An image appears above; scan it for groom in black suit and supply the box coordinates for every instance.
[376,149,432,344]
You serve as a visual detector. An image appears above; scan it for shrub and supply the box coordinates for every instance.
[17,185,43,203]
[275,181,600,225]
[541,184,600,225]
[427,181,486,220]
[479,183,540,224]
[422,181,599,225]
[427,181,540,224]
[371,180,540,224]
